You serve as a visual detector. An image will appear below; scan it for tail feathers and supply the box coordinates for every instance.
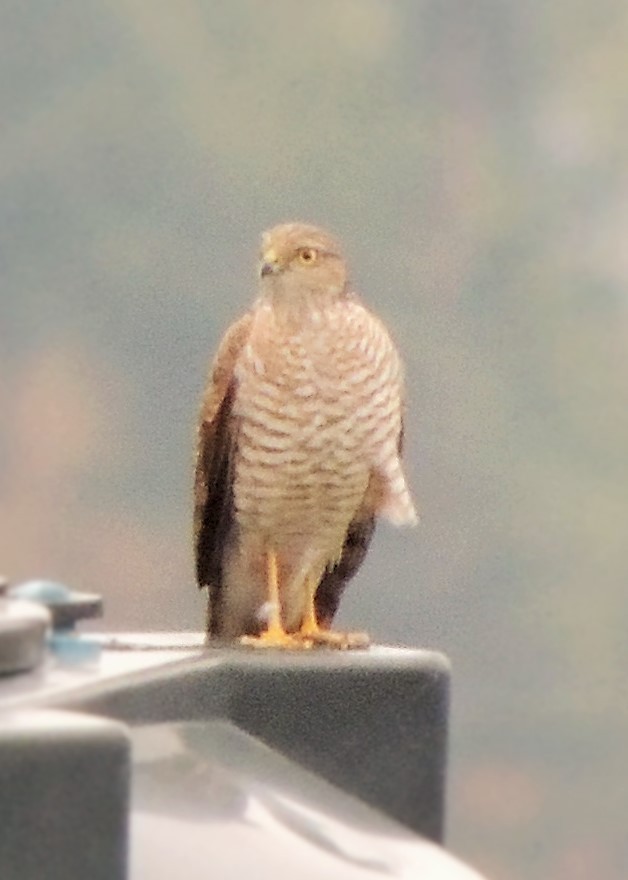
[378,465,419,526]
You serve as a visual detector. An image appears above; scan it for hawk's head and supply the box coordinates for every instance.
[259,222,348,298]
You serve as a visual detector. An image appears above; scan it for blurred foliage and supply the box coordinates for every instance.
[1,1,628,877]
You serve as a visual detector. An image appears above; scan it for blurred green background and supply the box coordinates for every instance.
[2,2,627,877]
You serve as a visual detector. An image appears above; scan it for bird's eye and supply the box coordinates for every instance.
[298,247,317,264]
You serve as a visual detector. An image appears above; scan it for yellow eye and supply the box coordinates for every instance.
[298,247,317,264]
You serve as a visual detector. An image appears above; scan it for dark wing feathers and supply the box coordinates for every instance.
[194,312,252,591]
[314,513,375,627]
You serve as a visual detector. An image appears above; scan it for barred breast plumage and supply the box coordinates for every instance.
[194,222,417,645]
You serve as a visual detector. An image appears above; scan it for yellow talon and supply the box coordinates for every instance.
[238,556,370,651]
[240,629,303,649]
[239,548,304,650]
[294,575,370,650]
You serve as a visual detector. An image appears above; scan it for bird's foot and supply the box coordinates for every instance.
[240,551,306,649]
[295,627,370,651]
[239,621,302,650]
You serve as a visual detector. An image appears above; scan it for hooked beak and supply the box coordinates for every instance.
[260,247,280,278]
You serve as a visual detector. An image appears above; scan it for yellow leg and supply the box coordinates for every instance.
[295,575,371,651]
[240,549,300,649]
[299,574,320,638]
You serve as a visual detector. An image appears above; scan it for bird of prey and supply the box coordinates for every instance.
[194,222,417,649]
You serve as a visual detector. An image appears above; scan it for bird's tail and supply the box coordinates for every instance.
[379,462,419,526]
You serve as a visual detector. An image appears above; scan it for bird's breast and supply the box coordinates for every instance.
[231,301,404,539]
